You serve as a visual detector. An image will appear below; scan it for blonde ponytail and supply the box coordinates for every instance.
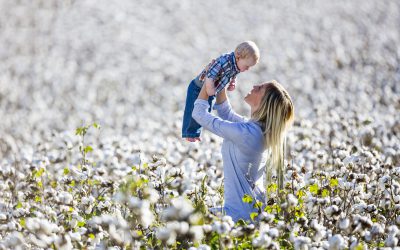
[251,80,294,196]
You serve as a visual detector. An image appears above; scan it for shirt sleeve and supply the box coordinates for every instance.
[213,100,246,123]
[206,60,222,80]
[192,99,249,143]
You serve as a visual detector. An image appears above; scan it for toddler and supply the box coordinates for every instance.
[182,41,260,142]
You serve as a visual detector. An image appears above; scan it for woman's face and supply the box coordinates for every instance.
[244,83,268,112]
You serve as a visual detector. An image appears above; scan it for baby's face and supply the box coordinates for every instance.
[237,57,257,72]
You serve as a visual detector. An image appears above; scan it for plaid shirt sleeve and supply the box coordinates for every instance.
[206,60,222,81]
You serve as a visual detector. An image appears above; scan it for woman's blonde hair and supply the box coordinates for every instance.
[251,80,294,191]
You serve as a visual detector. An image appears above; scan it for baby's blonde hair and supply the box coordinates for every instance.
[234,41,260,63]
[251,80,294,192]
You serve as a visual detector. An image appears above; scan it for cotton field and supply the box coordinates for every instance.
[0,0,399,249]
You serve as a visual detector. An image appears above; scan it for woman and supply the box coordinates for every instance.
[192,80,294,222]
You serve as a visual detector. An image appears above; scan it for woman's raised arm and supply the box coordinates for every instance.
[192,85,248,144]
[214,88,245,123]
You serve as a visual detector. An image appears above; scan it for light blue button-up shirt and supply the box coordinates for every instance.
[192,99,266,222]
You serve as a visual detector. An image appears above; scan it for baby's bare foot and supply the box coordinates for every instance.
[185,137,201,142]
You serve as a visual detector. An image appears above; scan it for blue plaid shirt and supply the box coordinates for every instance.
[197,52,240,95]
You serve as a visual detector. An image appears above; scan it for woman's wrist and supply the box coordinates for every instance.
[197,83,209,100]
[216,88,227,104]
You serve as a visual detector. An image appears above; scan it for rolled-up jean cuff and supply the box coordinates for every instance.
[194,77,203,88]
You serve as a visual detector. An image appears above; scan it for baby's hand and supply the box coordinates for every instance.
[199,59,216,82]
[227,77,236,91]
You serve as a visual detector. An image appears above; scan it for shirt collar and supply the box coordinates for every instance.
[230,52,240,74]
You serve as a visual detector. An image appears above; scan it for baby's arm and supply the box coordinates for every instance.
[204,77,216,96]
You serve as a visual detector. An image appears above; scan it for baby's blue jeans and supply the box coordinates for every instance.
[182,79,215,138]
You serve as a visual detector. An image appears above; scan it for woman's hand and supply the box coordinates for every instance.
[216,88,227,104]
[197,82,209,100]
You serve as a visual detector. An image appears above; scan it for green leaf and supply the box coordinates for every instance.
[84,146,93,154]
[264,205,273,213]
[330,178,339,187]
[321,189,329,198]
[75,127,83,135]
[296,189,305,198]
[354,243,364,250]
[37,181,43,188]
[16,201,22,209]
[253,201,263,209]
[267,183,278,193]
[242,194,253,204]
[93,123,100,129]
[20,218,26,227]
[250,212,258,221]
[35,196,42,203]
[63,168,70,175]
[35,168,45,178]
[309,183,319,195]
[295,209,304,218]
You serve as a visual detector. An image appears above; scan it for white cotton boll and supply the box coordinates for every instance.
[363,230,372,243]
[370,223,384,236]
[198,244,211,250]
[58,191,73,205]
[293,236,311,250]
[353,203,366,213]
[25,218,40,232]
[29,234,47,248]
[268,228,279,239]
[127,152,143,167]
[190,225,204,242]
[332,197,342,205]
[288,194,298,208]
[128,197,141,209]
[0,182,7,191]
[55,235,73,250]
[69,219,78,228]
[339,218,350,230]
[366,204,377,213]
[203,224,212,233]
[328,234,346,250]
[140,208,154,228]
[385,235,398,247]
[85,204,94,214]
[260,212,275,223]
[253,233,272,247]
[146,188,160,204]
[222,216,234,228]
[40,220,58,235]
[314,230,326,242]
[259,222,269,234]
[387,225,399,235]
[157,227,176,245]
[0,213,7,221]
[68,231,81,241]
[325,205,340,219]
[379,175,390,190]
[212,221,230,234]
[7,221,17,231]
